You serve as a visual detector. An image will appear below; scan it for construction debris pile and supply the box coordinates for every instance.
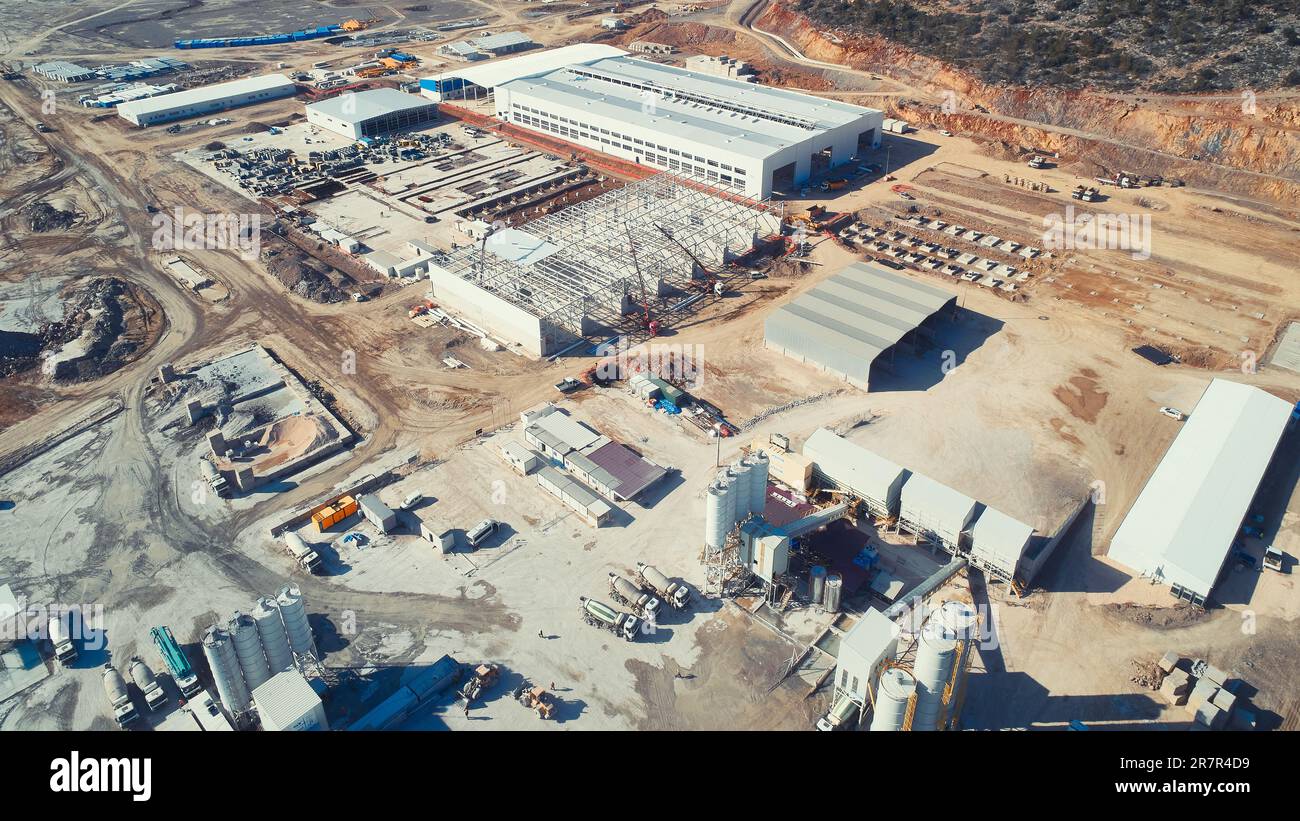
[39,277,149,381]
[261,245,348,304]
[1146,651,1258,731]
[23,201,77,232]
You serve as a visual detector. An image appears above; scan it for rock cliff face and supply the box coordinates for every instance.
[757,3,1300,204]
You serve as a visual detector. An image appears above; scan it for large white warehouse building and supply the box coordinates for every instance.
[305,88,437,139]
[494,56,883,198]
[117,73,296,126]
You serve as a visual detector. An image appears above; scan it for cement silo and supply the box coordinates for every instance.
[254,595,294,673]
[935,601,978,729]
[911,613,960,731]
[230,611,271,691]
[719,469,738,533]
[732,460,753,519]
[823,575,843,613]
[870,667,916,731]
[809,565,827,605]
[277,584,316,659]
[749,451,769,515]
[202,624,250,715]
[704,481,729,550]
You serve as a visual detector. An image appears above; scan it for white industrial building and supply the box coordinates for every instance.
[494,55,883,198]
[968,506,1036,580]
[1108,379,1292,604]
[304,88,437,139]
[252,669,328,731]
[803,427,906,516]
[117,73,296,126]
[899,473,979,552]
[766,261,958,390]
[833,609,899,712]
[420,43,628,101]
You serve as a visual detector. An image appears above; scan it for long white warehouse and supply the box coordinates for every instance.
[489,55,882,198]
[118,73,296,126]
[1108,379,1292,605]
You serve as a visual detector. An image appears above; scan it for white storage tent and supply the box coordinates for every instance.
[802,427,907,515]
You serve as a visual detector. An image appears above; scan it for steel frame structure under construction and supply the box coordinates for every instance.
[429,172,783,355]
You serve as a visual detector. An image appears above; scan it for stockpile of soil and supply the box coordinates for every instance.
[42,277,149,381]
[0,330,43,377]
[24,201,77,232]
[261,245,347,303]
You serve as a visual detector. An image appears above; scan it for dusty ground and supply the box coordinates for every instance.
[1,1,1298,732]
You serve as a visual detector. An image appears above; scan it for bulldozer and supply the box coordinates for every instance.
[514,682,555,720]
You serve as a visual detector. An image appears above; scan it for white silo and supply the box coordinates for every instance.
[823,575,843,613]
[732,460,752,519]
[277,584,317,659]
[718,469,737,533]
[229,611,271,690]
[809,565,827,605]
[704,482,729,550]
[935,601,978,729]
[870,667,916,731]
[202,624,250,715]
[911,613,960,731]
[254,596,294,673]
[750,451,770,516]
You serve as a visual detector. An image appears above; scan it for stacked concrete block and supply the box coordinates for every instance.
[235,467,256,491]
[186,399,205,425]
[1158,652,1179,674]
[1160,668,1191,706]
[1211,687,1237,718]
[1187,679,1218,715]
[1203,665,1229,688]
[207,430,228,457]
[1194,701,1227,730]
[158,363,176,383]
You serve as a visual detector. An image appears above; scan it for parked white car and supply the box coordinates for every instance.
[1158,406,1186,421]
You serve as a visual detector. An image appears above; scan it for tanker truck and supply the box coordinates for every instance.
[128,656,168,712]
[579,597,640,642]
[48,609,78,666]
[283,532,322,573]
[636,562,690,610]
[103,664,140,728]
[608,572,661,621]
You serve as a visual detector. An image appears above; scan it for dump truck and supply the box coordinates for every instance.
[103,664,140,728]
[636,562,690,610]
[608,572,661,621]
[283,532,322,573]
[49,610,79,666]
[151,626,202,698]
[1026,155,1046,169]
[579,597,640,641]
[129,656,168,711]
[1071,185,1100,202]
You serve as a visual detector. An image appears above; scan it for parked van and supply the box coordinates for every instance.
[466,519,499,548]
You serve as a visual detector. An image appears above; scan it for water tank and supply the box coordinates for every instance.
[277,584,316,659]
[704,482,729,550]
[230,611,271,690]
[809,566,827,605]
[731,460,752,519]
[911,614,959,731]
[254,596,294,673]
[202,624,250,714]
[823,575,843,613]
[750,451,769,515]
[870,667,916,731]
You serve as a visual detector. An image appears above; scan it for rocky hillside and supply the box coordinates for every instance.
[794,0,1300,91]
[759,3,1300,203]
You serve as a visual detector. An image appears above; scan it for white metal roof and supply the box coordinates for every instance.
[526,409,601,454]
[485,227,560,265]
[803,427,905,508]
[1109,379,1291,597]
[117,73,294,118]
[471,31,533,51]
[839,609,900,664]
[969,506,1034,575]
[428,43,627,89]
[306,88,432,124]
[899,472,978,546]
[252,670,323,730]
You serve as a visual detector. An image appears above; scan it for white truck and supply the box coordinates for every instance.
[608,572,661,621]
[636,562,690,610]
[103,664,140,728]
[579,597,640,642]
[200,459,230,497]
[816,693,859,731]
[128,656,168,712]
[283,532,322,573]
[49,610,78,665]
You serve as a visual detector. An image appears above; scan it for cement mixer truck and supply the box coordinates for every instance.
[129,656,168,712]
[636,562,690,610]
[48,610,78,666]
[103,664,140,728]
[608,572,661,621]
[579,597,640,642]
[283,532,322,573]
